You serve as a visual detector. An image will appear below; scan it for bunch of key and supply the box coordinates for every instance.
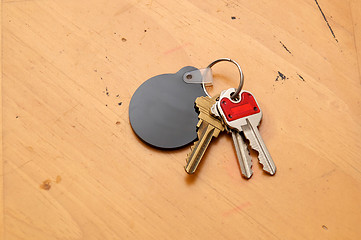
[185,88,276,178]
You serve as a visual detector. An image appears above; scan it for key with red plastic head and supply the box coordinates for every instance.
[213,88,276,176]
[211,103,252,178]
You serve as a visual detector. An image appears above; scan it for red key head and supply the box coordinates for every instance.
[219,92,260,122]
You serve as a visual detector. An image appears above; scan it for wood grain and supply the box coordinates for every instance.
[1,0,4,239]
[2,0,361,239]
[350,0,361,83]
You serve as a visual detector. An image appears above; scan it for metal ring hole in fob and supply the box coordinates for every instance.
[203,58,244,100]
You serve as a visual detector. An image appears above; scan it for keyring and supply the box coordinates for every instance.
[202,58,244,100]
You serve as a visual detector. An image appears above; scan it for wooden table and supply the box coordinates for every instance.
[2,0,361,239]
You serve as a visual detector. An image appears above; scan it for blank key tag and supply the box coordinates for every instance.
[183,68,213,86]
[129,66,207,149]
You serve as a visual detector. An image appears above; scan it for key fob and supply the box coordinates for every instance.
[129,66,206,149]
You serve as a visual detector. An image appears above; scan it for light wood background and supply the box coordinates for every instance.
[2,0,361,239]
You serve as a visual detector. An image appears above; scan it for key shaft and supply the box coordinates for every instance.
[231,130,253,178]
[185,120,220,173]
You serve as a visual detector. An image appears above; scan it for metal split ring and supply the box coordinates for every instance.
[202,58,244,100]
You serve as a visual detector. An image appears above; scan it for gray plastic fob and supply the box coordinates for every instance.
[129,66,206,149]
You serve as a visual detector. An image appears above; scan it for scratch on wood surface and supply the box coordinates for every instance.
[164,42,192,55]
[223,202,252,217]
[114,3,135,16]
[297,73,305,81]
[320,169,336,178]
[1,160,33,177]
[348,1,361,83]
[54,104,80,123]
[279,41,292,55]
[314,0,338,42]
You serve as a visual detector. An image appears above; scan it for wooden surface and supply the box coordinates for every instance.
[2,0,361,239]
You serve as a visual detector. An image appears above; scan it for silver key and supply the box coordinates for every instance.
[215,88,276,175]
[211,102,253,178]
[231,131,253,178]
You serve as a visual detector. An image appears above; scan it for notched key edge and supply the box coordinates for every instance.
[242,121,276,175]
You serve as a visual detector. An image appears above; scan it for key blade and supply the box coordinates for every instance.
[185,95,223,174]
[231,131,253,178]
[185,120,217,174]
[242,119,276,175]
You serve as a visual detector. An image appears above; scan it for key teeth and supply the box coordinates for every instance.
[186,139,199,162]
[250,143,276,175]
[252,148,276,175]
[263,163,276,175]
[248,142,269,172]
[243,131,275,175]
[190,143,195,151]
[187,119,202,159]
